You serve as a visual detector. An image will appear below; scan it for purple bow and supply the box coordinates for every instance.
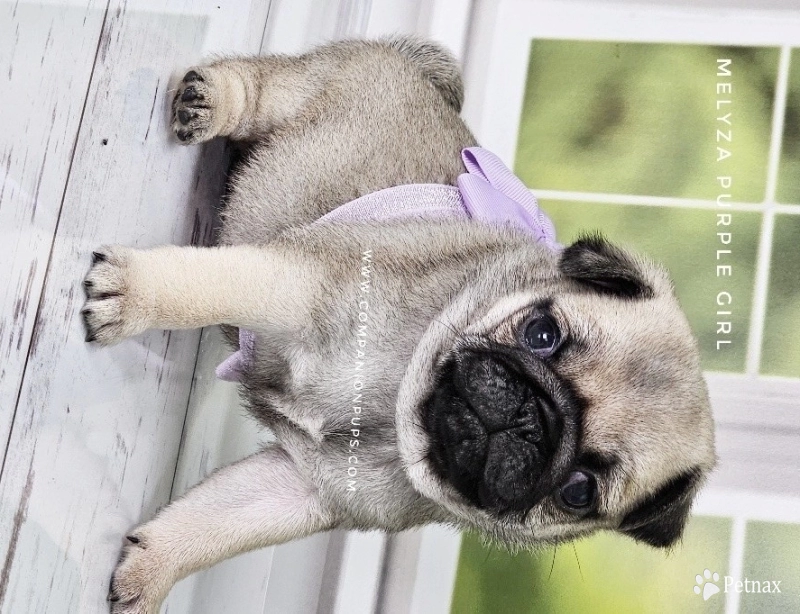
[458,147,558,247]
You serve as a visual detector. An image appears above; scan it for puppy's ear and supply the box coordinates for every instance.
[619,467,702,548]
[559,235,654,299]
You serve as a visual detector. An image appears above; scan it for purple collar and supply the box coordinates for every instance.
[216,147,558,381]
[314,147,558,247]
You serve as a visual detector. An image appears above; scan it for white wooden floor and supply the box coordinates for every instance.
[0,1,469,613]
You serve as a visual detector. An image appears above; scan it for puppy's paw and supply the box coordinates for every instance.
[171,69,218,144]
[108,534,170,614]
[82,247,149,344]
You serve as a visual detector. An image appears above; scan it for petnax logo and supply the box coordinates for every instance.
[693,569,781,601]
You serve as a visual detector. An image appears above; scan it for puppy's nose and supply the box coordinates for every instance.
[456,353,532,432]
[454,354,560,447]
[424,350,576,514]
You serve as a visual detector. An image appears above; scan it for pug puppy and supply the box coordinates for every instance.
[82,37,716,613]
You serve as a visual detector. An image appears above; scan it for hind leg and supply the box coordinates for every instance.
[170,37,466,145]
[170,55,328,144]
[170,40,388,144]
[174,38,474,245]
[108,447,332,614]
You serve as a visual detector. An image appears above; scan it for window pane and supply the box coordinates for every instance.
[541,200,760,372]
[761,214,800,376]
[451,516,731,613]
[777,49,800,204]
[740,521,800,613]
[516,41,777,202]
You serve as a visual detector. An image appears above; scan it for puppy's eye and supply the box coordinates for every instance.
[557,471,597,513]
[524,316,560,355]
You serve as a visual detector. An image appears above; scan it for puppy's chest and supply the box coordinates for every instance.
[245,281,431,442]
[251,335,400,442]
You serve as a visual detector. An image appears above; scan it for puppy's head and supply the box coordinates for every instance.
[398,235,715,549]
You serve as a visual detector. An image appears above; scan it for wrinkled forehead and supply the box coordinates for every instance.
[466,281,695,352]
[463,291,554,338]
[555,292,702,393]
[553,293,713,502]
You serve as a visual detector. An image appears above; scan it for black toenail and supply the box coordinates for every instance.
[181,86,200,102]
[176,129,193,142]
[85,332,96,343]
[92,251,106,263]
[84,280,93,288]
[81,308,92,317]
[183,70,203,82]
[177,109,192,124]
[107,576,118,601]
[127,535,140,544]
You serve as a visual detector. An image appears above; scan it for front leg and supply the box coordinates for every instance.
[82,244,320,344]
[109,446,332,614]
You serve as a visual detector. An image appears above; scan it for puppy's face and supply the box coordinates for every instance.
[405,236,715,548]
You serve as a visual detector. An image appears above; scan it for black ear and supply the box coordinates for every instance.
[559,235,654,299]
[619,467,702,548]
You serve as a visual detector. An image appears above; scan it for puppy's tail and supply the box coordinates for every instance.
[385,35,465,113]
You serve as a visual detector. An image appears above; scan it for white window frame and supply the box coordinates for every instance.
[404,2,800,613]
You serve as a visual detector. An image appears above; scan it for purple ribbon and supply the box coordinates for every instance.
[458,148,558,248]
[216,147,558,381]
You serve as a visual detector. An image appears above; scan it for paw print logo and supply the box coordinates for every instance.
[694,569,721,601]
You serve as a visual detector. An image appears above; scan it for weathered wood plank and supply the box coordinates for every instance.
[0,1,272,612]
[161,3,372,611]
[162,326,274,613]
[0,0,109,480]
